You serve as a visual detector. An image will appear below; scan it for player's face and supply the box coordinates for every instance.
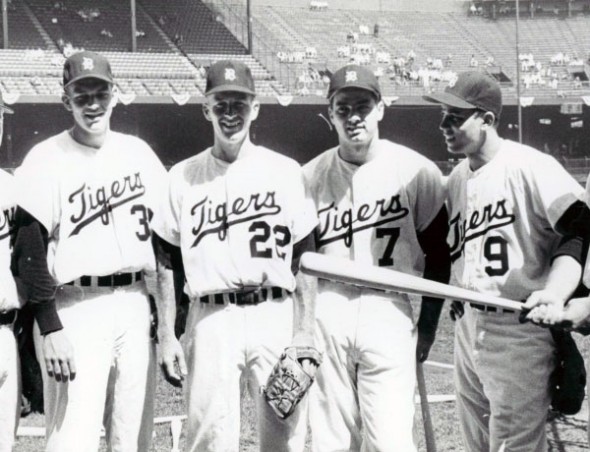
[329,88,383,146]
[439,106,486,156]
[63,79,115,136]
[204,91,259,145]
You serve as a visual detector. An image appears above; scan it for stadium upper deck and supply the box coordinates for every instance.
[0,0,588,104]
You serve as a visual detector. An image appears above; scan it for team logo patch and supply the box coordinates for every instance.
[82,57,94,71]
[345,71,357,83]
[225,68,236,81]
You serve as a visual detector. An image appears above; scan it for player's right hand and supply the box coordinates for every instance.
[42,330,76,383]
[450,300,464,321]
[158,335,187,388]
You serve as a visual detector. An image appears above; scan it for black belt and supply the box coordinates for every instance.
[66,272,143,288]
[0,309,17,325]
[470,302,515,314]
[200,287,285,306]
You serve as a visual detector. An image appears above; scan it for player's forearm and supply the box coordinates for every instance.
[417,206,450,335]
[154,265,177,339]
[12,207,62,335]
[544,255,582,304]
[291,271,317,346]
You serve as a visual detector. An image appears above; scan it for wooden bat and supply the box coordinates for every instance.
[170,418,182,452]
[299,252,523,312]
[416,362,437,452]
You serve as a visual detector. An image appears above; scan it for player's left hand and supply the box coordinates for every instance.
[416,329,435,363]
[522,289,567,326]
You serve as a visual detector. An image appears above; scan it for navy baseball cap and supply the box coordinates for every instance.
[327,65,381,100]
[423,71,502,117]
[63,51,114,88]
[205,60,256,96]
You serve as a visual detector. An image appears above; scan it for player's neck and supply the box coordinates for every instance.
[69,126,109,149]
[338,136,381,165]
[212,133,251,163]
[467,131,502,171]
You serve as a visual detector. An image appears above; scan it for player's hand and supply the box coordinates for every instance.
[299,358,319,378]
[416,328,435,363]
[42,330,76,383]
[158,335,187,388]
[449,300,464,321]
[523,289,566,312]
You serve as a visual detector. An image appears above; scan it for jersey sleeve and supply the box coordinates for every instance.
[288,165,319,244]
[406,159,447,233]
[529,154,584,229]
[151,164,182,247]
[14,146,59,236]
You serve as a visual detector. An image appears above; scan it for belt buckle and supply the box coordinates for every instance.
[238,285,265,305]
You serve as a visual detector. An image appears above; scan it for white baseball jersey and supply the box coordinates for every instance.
[303,140,446,274]
[447,139,583,299]
[0,170,18,311]
[153,143,317,299]
[582,173,590,287]
[15,130,167,284]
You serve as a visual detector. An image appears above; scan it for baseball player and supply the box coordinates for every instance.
[424,70,585,452]
[14,51,167,452]
[0,97,19,452]
[303,64,450,452]
[153,60,320,452]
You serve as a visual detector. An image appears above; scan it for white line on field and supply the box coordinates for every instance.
[424,360,454,370]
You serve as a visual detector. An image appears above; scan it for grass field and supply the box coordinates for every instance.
[13,302,590,451]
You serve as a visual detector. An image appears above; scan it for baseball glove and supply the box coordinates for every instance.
[261,346,322,419]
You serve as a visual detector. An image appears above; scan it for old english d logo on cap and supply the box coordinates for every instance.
[63,51,114,88]
[205,60,256,96]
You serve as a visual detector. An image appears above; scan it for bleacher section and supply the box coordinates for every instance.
[0,1,588,99]
[139,0,246,54]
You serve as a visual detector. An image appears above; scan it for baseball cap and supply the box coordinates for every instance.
[63,51,114,88]
[205,60,256,96]
[423,71,502,117]
[327,64,381,100]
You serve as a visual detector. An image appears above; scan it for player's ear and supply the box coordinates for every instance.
[110,84,119,108]
[376,99,385,121]
[62,92,72,112]
[250,98,260,121]
[482,111,495,127]
[202,103,212,122]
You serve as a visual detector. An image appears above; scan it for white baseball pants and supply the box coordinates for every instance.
[0,323,20,452]
[454,304,555,452]
[182,294,308,452]
[309,282,418,452]
[33,283,156,452]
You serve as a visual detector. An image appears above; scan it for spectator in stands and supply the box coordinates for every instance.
[373,23,379,38]
[446,53,453,67]
[469,3,477,15]
[407,49,416,63]
[469,54,478,68]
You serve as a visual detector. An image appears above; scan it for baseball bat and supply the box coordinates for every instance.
[299,252,523,312]
[170,418,182,452]
[416,362,437,452]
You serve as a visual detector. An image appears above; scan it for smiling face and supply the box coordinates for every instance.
[329,87,384,152]
[438,106,487,156]
[203,91,259,148]
[63,78,115,144]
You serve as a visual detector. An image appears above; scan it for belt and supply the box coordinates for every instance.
[470,302,515,314]
[66,272,143,288]
[0,309,17,325]
[200,287,285,306]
